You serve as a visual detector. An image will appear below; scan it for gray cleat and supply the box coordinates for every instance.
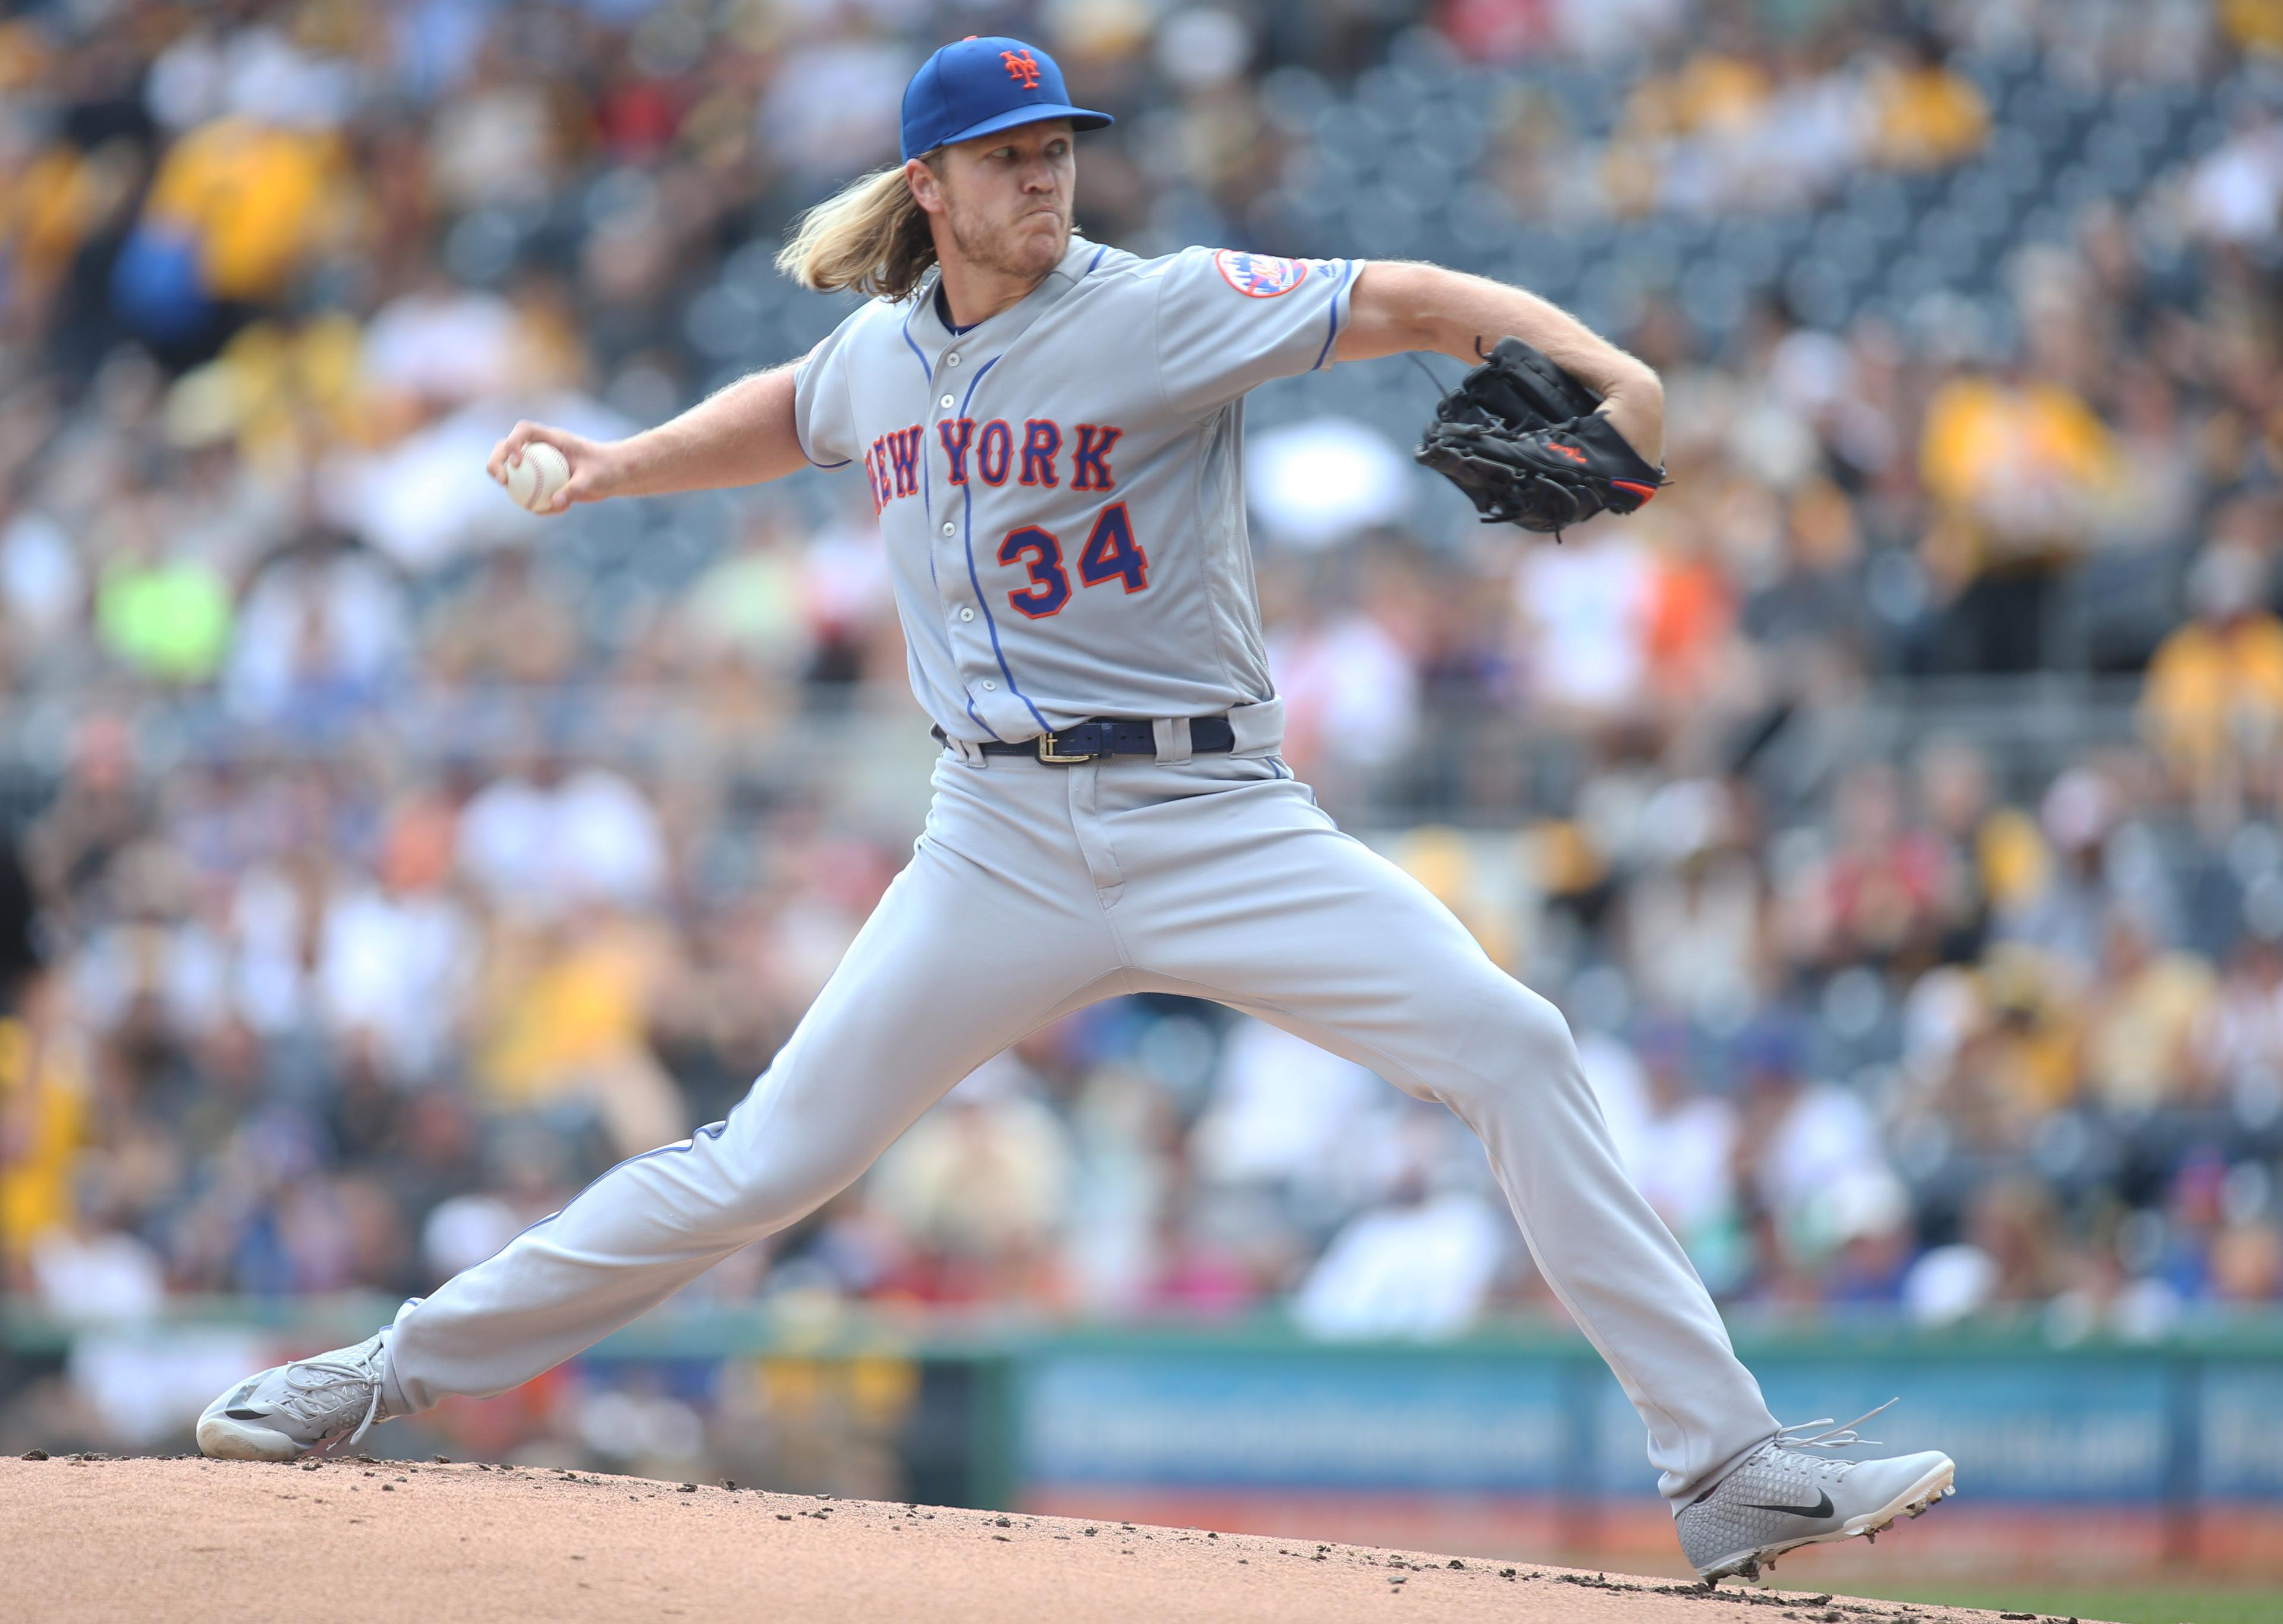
[1675,1402,1955,1583]
[196,1329,395,1461]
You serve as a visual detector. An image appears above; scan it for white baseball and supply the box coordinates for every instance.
[505,440,570,512]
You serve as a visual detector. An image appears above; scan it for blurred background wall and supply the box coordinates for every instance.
[2,0,2282,1592]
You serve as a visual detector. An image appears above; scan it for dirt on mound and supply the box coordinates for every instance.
[1,1455,2066,1623]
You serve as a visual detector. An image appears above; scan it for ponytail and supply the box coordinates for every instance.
[776,160,941,302]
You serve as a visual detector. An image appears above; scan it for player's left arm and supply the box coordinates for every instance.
[1336,261,1665,468]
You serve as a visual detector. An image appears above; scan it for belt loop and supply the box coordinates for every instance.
[948,735,987,767]
[1226,697,1285,757]
[1152,716,1193,764]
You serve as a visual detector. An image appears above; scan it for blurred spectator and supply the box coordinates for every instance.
[1869,31,1990,171]
[457,760,667,912]
[2083,911,2216,1111]
[1244,418,1414,548]
[26,715,149,923]
[2189,108,2283,246]
[1514,529,1655,718]
[1266,570,1422,778]
[317,805,476,1085]
[678,513,815,682]
[1918,355,2120,672]
[1738,1020,1906,1286]
[1812,761,1952,969]
[1590,1019,1748,1292]
[91,497,234,684]
[1623,780,1763,1025]
[2140,531,2283,808]
[0,854,81,1291]
[2197,934,2283,1114]
[424,546,584,685]
[870,1054,1074,1304]
[360,273,524,416]
[1911,737,1997,964]
[1292,1181,1510,1340]
[1995,769,2123,978]
[1902,1175,2071,1326]
[224,533,412,725]
[470,903,683,1159]
[1190,1018,1379,1188]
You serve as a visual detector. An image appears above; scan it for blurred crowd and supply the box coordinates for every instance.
[4,0,2283,1402]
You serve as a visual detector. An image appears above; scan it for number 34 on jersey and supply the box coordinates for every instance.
[864,413,1145,619]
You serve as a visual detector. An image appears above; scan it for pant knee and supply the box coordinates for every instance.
[1430,983,1587,1116]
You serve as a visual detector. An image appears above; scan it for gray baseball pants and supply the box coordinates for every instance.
[383,750,1779,1503]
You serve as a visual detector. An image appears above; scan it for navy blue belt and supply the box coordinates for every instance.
[934,715,1237,763]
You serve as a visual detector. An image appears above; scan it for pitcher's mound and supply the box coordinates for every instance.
[3,1455,2042,1623]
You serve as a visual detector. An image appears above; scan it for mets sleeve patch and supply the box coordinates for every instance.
[1213,249,1310,298]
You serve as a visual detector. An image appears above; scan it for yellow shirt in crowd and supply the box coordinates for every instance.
[141,116,347,303]
[1919,376,2120,575]
[2140,613,2283,788]
[2221,0,2283,53]
[1873,64,1990,169]
[0,1014,89,1260]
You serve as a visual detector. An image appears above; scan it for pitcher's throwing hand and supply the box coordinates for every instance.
[485,422,615,514]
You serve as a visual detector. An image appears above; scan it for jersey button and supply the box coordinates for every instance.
[941,521,954,536]
[981,679,998,692]
[946,353,961,366]
[939,394,955,409]
[959,607,976,622]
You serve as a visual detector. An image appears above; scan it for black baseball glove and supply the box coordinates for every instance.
[1414,336,1666,537]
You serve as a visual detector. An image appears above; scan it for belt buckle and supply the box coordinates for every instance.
[1036,729,1093,764]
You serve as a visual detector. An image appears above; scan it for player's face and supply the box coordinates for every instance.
[928,120,1076,281]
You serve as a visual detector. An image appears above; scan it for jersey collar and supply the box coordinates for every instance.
[914,234,1100,351]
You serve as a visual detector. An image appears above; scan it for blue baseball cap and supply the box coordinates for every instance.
[900,36,1112,162]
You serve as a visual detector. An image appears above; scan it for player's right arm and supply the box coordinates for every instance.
[485,361,809,515]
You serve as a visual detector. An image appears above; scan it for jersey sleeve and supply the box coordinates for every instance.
[1153,247,1360,420]
[790,310,864,467]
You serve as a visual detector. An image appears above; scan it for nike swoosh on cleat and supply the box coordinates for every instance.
[1744,1492,1835,1518]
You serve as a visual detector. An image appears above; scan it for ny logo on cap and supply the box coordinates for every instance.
[1001,49,1042,88]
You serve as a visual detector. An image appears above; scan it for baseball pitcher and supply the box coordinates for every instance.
[199,36,1953,1584]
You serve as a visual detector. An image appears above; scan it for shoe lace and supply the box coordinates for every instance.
[345,1381,385,1451]
[1772,1397,1899,1453]
[280,1336,390,1451]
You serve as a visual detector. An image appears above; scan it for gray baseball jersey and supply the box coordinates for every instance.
[793,234,1357,745]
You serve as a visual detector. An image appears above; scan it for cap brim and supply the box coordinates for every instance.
[931,104,1114,152]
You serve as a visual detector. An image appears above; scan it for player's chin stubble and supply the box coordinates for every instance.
[951,199,1070,281]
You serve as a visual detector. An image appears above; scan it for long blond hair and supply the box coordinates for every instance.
[776,158,942,303]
